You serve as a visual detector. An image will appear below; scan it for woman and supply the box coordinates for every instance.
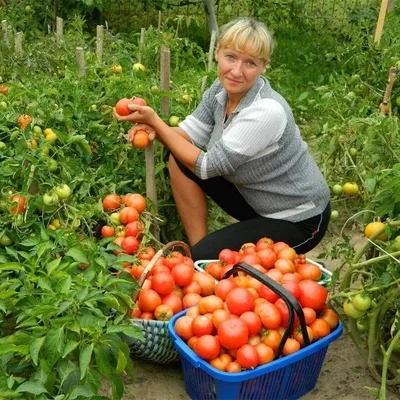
[114,17,331,261]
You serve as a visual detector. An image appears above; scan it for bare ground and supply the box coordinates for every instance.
[104,226,399,400]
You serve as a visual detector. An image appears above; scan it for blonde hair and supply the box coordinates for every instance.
[217,18,273,63]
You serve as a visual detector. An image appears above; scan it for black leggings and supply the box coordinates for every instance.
[173,157,331,261]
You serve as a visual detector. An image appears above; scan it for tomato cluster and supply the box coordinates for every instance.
[172,237,340,372]
[131,251,217,321]
[101,192,149,256]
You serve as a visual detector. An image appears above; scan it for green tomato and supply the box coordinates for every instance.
[349,147,358,157]
[352,294,372,311]
[0,101,7,109]
[396,97,400,107]
[150,85,160,94]
[0,233,13,246]
[332,184,343,195]
[330,210,339,221]
[0,141,6,150]
[356,318,369,334]
[393,236,400,251]
[48,159,58,172]
[343,299,365,319]
[55,184,71,200]
[168,115,180,127]
[43,192,59,207]
[132,63,146,72]
[349,74,360,85]
[110,212,121,226]
[181,94,191,104]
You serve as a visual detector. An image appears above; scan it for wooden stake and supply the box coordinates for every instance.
[201,30,217,92]
[379,67,397,115]
[374,0,389,44]
[76,47,86,77]
[138,28,145,63]
[96,25,103,64]
[56,16,63,43]
[14,32,23,57]
[158,11,162,31]
[1,20,9,48]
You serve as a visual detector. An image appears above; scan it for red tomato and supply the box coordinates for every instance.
[266,268,283,282]
[274,298,299,328]
[152,272,175,295]
[281,281,300,299]
[124,221,142,237]
[272,241,289,254]
[154,304,173,321]
[121,236,139,254]
[218,249,237,264]
[240,311,262,337]
[215,279,238,301]
[151,265,170,275]
[138,289,162,312]
[212,309,231,329]
[119,206,139,224]
[123,193,146,212]
[182,292,202,309]
[182,256,194,268]
[298,280,328,311]
[236,344,259,369]
[192,315,214,337]
[257,248,277,269]
[282,272,303,284]
[115,98,133,116]
[175,316,194,340]
[103,194,121,212]
[293,326,314,347]
[193,335,220,361]
[162,293,183,314]
[187,336,199,349]
[140,312,153,320]
[240,242,256,254]
[255,237,274,251]
[256,302,282,329]
[257,285,279,303]
[302,307,317,325]
[297,263,322,281]
[277,247,297,261]
[171,263,194,287]
[130,264,145,279]
[164,251,185,269]
[225,288,255,315]
[240,253,261,266]
[137,246,155,261]
[101,225,115,237]
[218,318,249,350]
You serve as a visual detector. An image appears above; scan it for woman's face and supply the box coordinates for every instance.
[215,46,266,100]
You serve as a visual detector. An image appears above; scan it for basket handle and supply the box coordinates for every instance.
[132,240,191,302]
[223,262,310,360]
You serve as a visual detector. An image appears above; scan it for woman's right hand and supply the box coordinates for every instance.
[126,124,156,146]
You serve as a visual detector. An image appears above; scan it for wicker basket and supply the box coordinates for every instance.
[124,240,191,364]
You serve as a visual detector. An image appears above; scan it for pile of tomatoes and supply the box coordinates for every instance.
[130,251,217,321]
[169,237,340,372]
[101,192,150,256]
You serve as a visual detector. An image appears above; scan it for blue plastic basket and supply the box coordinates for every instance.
[168,310,343,400]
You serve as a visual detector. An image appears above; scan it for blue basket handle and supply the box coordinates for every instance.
[222,262,310,360]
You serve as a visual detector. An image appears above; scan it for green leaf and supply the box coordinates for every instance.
[0,262,22,272]
[62,340,79,358]
[107,324,143,341]
[364,177,377,193]
[116,349,127,374]
[297,91,309,102]
[57,359,76,386]
[19,237,40,246]
[16,380,48,395]
[94,347,115,378]
[110,374,124,400]
[43,327,64,368]
[79,343,94,380]
[36,242,51,259]
[37,276,52,291]
[98,295,120,309]
[30,336,45,366]
[0,290,16,300]
[65,247,89,264]
[69,385,94,399]
[56,275,72,294]
[47,258,62,275]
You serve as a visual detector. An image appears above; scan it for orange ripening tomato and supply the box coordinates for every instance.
[162,293,183,314]
[133,130,150,149]
[119,206,139,224]
[175,315,194,340]
[115,98,133,116]
[17,114,32,130]
[10,194,26,214]
[282,338,301,355]
[138,289,162,312]
[171,263,194,287]
[103,194,121,212]
[154,304,173,321]
[192,315,214,337]
[210,353,232,371]
[101,225,115,237]
[297,263,322,281]
[124,193,147,213]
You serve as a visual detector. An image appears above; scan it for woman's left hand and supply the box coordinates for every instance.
[113,103,158,127]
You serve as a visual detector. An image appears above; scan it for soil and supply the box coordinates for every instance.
[103,227,399,400]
